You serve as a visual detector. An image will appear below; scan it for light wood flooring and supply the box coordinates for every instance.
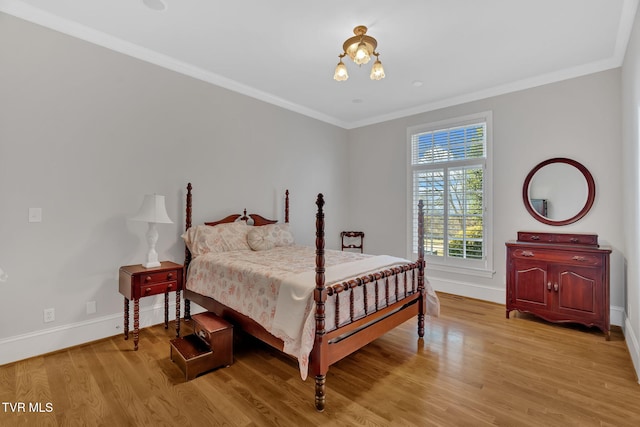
[1,293,639,426]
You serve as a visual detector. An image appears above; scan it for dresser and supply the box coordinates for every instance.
[506,232,611,339]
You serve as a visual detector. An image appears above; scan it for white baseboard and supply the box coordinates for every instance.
[624,315,640,383]
[0,301,205,366]
[611,305,625,328]
[0,287,629,368]
[429,276,505,304]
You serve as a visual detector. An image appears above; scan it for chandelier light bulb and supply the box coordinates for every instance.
[370,58,385,80]
[354,42,371,65]
[334,60,349,81]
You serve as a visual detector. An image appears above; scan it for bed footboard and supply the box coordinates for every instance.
[311,195,426,411]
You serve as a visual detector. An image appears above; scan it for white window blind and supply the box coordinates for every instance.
[410,120,487,268]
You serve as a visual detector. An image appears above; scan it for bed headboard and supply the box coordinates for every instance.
[203,211,278,227]
[183,183,290,275]
[200,191,289,227]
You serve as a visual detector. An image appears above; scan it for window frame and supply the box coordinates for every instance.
[406,111,494,278]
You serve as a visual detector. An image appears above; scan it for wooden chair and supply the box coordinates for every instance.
[341,231,364,253]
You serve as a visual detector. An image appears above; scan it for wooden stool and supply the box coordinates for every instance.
[170,312,233,380]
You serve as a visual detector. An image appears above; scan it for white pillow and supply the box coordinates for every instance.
[262,223,295,247]
[247,227,275,251]
[182,222,251,256]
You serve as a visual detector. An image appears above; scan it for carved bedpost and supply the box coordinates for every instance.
[417,199,425,337]
[285,190,289,224]
[240,209,249,223]
[184,182,193,320]
[314,193,327,411]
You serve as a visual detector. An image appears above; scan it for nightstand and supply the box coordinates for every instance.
[118,261,184,350]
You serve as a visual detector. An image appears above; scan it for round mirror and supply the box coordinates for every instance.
[522,158,595,226]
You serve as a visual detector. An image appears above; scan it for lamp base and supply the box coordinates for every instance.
[142,261,161,269]
[143,223,161,269]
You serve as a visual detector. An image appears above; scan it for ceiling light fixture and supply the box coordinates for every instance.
[334,26,385,82]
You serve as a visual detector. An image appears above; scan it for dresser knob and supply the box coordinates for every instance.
[145,276,152,283]
[145,287,151,294]
[167,273,173,280]
[167,284,173,290]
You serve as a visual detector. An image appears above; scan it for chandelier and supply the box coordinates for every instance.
[334,25,385,81]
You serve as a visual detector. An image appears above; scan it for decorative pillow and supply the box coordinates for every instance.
[247,227,275,251]
[262,223,295,247]
[182,222,251,256]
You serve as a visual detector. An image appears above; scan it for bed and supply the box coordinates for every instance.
[181,183,439,411]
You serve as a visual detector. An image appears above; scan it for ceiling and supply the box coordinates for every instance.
[1,0,638,129]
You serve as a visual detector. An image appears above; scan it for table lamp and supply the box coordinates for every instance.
[130,194,173,268]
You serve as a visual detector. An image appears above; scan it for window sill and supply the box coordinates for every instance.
[425,262,495,279]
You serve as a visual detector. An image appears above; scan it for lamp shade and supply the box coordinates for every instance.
[370,58,385,80]
[130,194,173,224]
[334,60,349,81]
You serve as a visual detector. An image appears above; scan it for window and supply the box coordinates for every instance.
[408,112,493,275]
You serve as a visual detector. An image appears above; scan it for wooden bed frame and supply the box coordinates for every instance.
[182,183,427,411]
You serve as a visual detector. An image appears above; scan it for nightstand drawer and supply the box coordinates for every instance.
[140,270,180,285]
[139,281,178,297]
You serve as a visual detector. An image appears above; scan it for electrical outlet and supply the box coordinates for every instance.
[29,208,42,223]
[86,301,96,315]
[43,308,55,323]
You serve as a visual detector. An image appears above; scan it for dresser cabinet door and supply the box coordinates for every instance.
[510,259,550,312]
[553,264,603,322]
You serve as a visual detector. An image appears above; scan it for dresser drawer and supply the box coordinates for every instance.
[554,234,598,246]
[517,232,555,243]
[511,248,602,267]
[517,231,598,246]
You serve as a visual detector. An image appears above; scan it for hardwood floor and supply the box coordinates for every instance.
[1,293,639,426]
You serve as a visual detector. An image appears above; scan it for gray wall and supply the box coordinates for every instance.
[0,13,349,362]
[347,69,624,315]
[622,4,640,379]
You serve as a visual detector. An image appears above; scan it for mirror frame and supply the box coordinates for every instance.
[522,157,596,226]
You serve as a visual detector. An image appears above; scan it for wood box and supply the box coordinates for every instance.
[170,312,233,380]
[192,312,234,358]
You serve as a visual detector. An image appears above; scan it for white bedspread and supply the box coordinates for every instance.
[186,246,439,379]
[272,255,408,339]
